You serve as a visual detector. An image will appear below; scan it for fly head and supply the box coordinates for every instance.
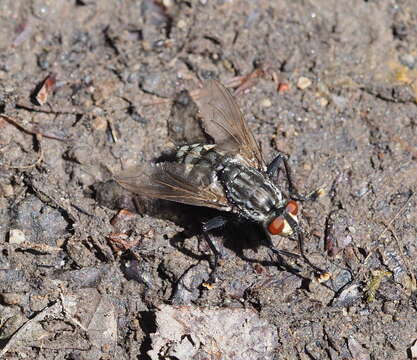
[266,200,299,237]
[266,200,326,275]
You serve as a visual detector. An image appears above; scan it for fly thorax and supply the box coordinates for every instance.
[220,159,284,222]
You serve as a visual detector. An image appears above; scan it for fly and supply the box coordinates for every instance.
[116,80,328,284]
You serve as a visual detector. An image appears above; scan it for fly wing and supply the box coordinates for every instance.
[115,162,231,211]
[193,80,265,170]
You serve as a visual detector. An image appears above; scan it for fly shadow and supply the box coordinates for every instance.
[93,176,305,282]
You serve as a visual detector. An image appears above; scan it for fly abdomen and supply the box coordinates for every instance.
[175,143,225,188]
[176,144,220,166]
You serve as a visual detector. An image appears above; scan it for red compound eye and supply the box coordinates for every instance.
[267,216,285,235]
[286,200,298,215]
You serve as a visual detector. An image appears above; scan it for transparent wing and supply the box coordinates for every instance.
[115,162,231,211]
[193,80,265,170]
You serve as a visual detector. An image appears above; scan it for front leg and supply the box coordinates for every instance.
[264,222,325,276]
[202,216,228,284]
[267,152,321,202]
[284,213,326,275]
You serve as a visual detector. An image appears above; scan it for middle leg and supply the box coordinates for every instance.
[202,216,228,284]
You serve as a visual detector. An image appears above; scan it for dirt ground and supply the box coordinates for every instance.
[1,0,416,359]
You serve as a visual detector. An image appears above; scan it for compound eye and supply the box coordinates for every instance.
[267,216,285,235]
[286,200,299,216]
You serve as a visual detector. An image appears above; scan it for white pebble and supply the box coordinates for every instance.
[177,20,187,29]
[261,98,272,107]
[297,77,312,90]
[318,97,328,107]
[8,229,26,244]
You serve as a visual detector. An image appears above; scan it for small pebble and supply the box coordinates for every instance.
[32,0,50,18]
[1,293,23,306]
[8,229,26,244]
[399,53,415,69]
[162,0,173,7]
[297,77,312,90]
[348,226,356,234]
[34,34,43,43]
[278,82,290,93]
[261,98,272,107]
[1,184,14,197]
[331,94,348,110]
[92,116,107,131]
[316,272,332,283]
[102,343,112,353]
[303,162,312,171]
[410,339,417,358]
[177,20,187,29]
[315,188,326,197]
[382,301,396,315]
[92,107,104,115]
[318,97,328,107]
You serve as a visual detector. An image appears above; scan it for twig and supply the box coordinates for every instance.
[15,102,82,116]
[107,118,118,143]
[0,302,62,357]
[0,134,43,169]
[59,293,87,332]
[142,97,172,107]
[0,115,68,141]
[12,241,63,253]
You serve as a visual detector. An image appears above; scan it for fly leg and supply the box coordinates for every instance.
[267,152,320,202]
[266,218,325,275]
[264,232,302,272]
[268,153,327,275]
[202,216,228,284]
[284,213,326,275]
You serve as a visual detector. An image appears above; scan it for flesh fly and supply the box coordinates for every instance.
[117,80,327,283]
